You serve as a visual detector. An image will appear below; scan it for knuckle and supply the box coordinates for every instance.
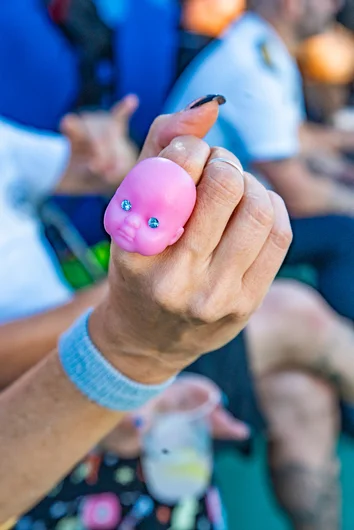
[189,285,235,324]
[152,281,178,311]
[268,191,293,249]
[244,192,274,229]
[231,278,260,316]
[166,136,209,172]
[189,303,218,325]
[232,296,256,322]
[153,114,168,129]
[188,292,221,324]
[204,164,244,206]
[152,267,191,313]
[149,115,169,139]
[270,224,293,250]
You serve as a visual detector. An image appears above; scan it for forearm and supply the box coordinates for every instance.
[320,178,354,217]
[0,284,106,390]
[304,153,354,184]
[260,162,354,217]
[0,349,122,521]
[279,177,354,218]
[300,123,354,155]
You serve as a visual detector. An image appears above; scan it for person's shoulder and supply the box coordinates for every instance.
[0,116,18,136]
[0,115,62,141]
[0,116,39,146]
[221,14,285,82]
[0,117,19,155]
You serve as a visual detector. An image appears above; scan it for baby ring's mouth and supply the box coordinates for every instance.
[117,229,135,242]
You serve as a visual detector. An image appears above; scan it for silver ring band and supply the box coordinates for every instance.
[208,157,244,176]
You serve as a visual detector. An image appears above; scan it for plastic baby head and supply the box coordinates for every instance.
[104,157,197,256]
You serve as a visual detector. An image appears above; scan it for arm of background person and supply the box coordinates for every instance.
[1,117,70,202]
[300,121,354,155]
[254,157,354,217]
[223,69,354,217]
[58,95,139,193]
[302,151,354,185]
[2,95,139,201]
[0,282,107,392]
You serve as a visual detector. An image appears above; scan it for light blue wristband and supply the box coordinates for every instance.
[58,310,175,411]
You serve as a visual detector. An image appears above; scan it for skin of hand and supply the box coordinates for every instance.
[101,377,251,458]
[89,98,293,385]
[58,94,139,193]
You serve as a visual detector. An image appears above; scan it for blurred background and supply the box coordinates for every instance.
[1,0,354,528]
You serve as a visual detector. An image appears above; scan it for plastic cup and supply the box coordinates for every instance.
[141,374,220,505]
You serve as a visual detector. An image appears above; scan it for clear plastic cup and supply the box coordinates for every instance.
[141,374,221,505]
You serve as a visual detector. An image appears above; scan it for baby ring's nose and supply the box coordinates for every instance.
[125,213,141,229]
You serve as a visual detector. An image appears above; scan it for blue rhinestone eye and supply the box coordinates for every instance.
[121,200,132,211]
[148,217,159,229]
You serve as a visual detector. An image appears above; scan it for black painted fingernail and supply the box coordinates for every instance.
[221,392,229,407]
[186,94,226,110]
[133,416,144,429]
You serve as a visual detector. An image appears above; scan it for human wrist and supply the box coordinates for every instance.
[89,303,179,385]
[58,311,176,411]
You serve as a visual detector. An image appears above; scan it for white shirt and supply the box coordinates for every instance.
[0,118,73,324]
[166,13,305,172]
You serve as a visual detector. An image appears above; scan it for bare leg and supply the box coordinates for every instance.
[257,371,340,530]
[246,280,346,529]
[248,279,354,403]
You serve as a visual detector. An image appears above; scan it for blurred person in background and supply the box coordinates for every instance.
[0,94,138,327]
[337,0,354,30]
[298,23,354,125]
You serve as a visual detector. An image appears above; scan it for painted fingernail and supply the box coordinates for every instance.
[221,392,229,407]
[238,424,251,439]
[186,94,226,110]
[133,416,144,429]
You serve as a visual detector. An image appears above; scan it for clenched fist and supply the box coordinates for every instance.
[90,98,292,383]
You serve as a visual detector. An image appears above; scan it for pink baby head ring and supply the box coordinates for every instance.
[104,157,197,257]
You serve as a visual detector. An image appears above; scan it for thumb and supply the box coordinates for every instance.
[210,407,250,441]
[60,114,91,153]
[139,94,226,160]
[112,94,139,126]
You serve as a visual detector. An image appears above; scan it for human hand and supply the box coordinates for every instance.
[59,95,139,193]
[89,96,292,384]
